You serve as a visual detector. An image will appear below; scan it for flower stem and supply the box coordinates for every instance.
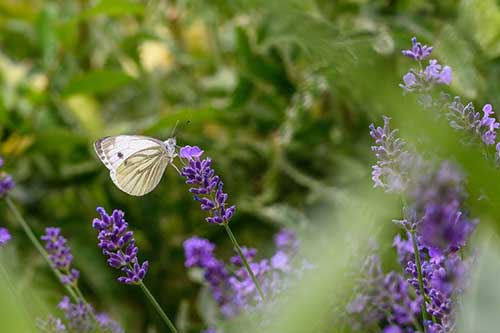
[5,197,78,301]
[139,281,178,333]
[410,230,428,333]
[223,223,266,302]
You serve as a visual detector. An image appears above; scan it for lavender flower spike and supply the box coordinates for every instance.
[41,228,80,286]
[179,146,236,225]
[0,156,15,197]
[402,37,433,61]
[92,207,148,284]
[0,227,11,247]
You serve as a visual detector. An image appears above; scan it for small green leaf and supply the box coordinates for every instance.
[62,70,133,96]
[81,0,144,18]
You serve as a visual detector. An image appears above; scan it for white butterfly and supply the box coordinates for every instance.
[94,135,178,196]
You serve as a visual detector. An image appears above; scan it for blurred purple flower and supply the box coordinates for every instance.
[41,227,80,286]
[400,38,452,93]
[58,297,93,333]
[402,37,433,60]
[230,246,257,267]
[0,156,15,197]
[58,296,123,333]
[0,227,11,247]
[37,316,67,333]
[184,229,299,318]
[180,146,236,225]
[92,207,148,285]
[369,117,423,193]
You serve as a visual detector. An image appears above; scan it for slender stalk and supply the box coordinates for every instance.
[5,197,78,301]
[139,281,178,333]
[223,223,266,302]
[410,230,428,333]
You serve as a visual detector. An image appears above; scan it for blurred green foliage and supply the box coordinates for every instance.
[2,0,500,332]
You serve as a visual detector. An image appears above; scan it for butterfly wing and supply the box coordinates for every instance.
[94,135,169,196]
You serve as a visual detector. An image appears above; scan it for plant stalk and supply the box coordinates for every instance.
[410,230,428,333]
[223,223,266,302]
[139,281,178,333]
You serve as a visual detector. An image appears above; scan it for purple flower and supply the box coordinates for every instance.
[184,236,216,267]
[183,236,232,313]
[402,37,433,60]
[184,229,300,319]
[95,313,125,333]
[230,246,257,267]
[369,117,422,193]
[37,316,67,333]
[418,200,476,253]
[58,297,93,333]
[400,38,452,93]
[0,227,11,247]
[58,296,123,333]
[180,146,236,225]
[179,145,204,160]
[274,229,299,252]
[0,156,15,197]
[41,228,80,285]
[92,207,148,285]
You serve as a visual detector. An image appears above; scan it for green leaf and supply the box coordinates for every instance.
[62,70,133,96]
[81,0,144,18]
[459,0,500,59]
[143,107,221,135]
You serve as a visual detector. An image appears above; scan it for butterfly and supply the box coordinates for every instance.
[94,135,178,196]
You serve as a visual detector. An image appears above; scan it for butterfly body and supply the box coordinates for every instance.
[94,135,177,196]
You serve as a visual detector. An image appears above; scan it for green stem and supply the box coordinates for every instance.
[223,223,266,302]
[139,281,178,333]
[5,197,78,301]
[410,230,428,333]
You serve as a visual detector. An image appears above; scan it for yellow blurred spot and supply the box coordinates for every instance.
[29,73,48,92]
[139,40,175,73]
[65,94,103,135]
[185,20,210,55]
[1,134,34,156]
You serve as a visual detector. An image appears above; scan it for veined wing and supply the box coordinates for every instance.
[111,145,169,196]
[94,135,169,196]
[94,135,166,171]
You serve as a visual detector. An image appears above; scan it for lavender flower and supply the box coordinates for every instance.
[179,146,236,225]
[95,313,125,333]
[183,236,233,315]
[58,296,124,333]
[369,116,422,193]
[184,229,299,318]
[41,228,80,286]
[402,37,433,61]
[58,296,94,333]
[347,253,421,332]
[37,315,67,333]
[0,227,11,247]
[0,157,15,197]
[400,38,452,93]
[92,207,148,284]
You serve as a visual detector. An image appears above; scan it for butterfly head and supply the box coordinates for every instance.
[164,137,177,158]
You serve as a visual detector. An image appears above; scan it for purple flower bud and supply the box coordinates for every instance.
[0,227,11,247]
[92,207,148,285]
[180,146,236,225]
[401,37,433,60]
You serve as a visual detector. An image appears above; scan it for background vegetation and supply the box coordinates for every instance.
[2,0,500,332]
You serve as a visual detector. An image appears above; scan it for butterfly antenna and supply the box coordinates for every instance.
[170,120,180,137]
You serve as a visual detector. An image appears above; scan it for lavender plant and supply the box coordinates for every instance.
[184,229,299,321]
[179,145,266,302]
[0,227,11,247]
[92,207,178,333]
[366,115,477,333]
[400,37,500,160]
